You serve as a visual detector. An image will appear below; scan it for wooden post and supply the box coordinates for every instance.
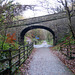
[60,44,62,52]
[67,45,69,58]
[69,40,72,59]
[23,45,25,60]
[32,42,34,49]
[30,43,32,53]
[29,43,31,55]
[18,47,20,66]
[31,42,33,50]
[27,44,29,57]
[25,46,26,58]
[30,43,31,54]
[9,48,12,75]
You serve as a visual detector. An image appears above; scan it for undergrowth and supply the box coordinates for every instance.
[52,34,75,51]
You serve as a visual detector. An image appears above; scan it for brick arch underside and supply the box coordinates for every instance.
[20,25,56,45]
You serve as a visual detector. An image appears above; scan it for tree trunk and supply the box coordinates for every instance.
[66,7,75,39]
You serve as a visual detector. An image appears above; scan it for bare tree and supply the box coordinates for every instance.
[37,0,64,14]
[57,0,75,39]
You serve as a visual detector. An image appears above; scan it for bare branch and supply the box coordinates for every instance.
[57,0,65,6]
[70,10,75,17]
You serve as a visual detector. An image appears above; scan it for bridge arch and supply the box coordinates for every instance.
[20,25,57,45]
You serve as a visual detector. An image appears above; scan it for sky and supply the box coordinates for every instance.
[14,0,61,18]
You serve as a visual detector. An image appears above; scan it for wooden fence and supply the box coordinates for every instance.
[0,42,34,75]
[60,39,75,59]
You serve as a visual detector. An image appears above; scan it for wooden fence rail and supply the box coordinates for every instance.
[0,42,34,75]
[60,39,75,59]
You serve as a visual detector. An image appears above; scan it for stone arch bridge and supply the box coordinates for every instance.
[6,12,75,45]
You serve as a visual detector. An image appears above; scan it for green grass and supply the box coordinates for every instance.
[52,35,75,51]
[47,39,53,45]
[37,40,43,45]
[52,45,60,51]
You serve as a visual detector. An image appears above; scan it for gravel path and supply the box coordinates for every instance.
[27,47,74,75]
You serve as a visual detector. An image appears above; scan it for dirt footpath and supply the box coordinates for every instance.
[27,47,74,75]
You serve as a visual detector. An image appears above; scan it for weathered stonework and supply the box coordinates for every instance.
[6,12,75,45]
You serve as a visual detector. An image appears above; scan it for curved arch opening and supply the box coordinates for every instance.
[20,25,56,45]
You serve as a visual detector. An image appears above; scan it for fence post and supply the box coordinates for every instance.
[30,42,33,49]
[18,47,20,66]
[23,45,25,60]
[32,42,33,49]
[25,45,26,58]
[30,43,31,54]
[67,45,69,58]
[60,44,62,52]
[69,40,72,59]
[9,48,12,75]
[27,44,29,57]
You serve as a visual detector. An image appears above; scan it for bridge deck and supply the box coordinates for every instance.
[5,12,69,28]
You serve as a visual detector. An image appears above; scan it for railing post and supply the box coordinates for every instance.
[32,42,34,49]
[25,45,26,58]
[18,47,20,66]
[67,45,69,58]
[27,44,28,57]
[30,42,32,53]
[29,42,32,54]
[9,48,12,75]
[30,43,32,53]
[69,40,72,59]
[60,44,62,52]
[23,45,25,60]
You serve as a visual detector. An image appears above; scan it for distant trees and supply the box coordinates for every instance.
[25,29,45,40]
[25,29,53,42]
[57,0,75,39]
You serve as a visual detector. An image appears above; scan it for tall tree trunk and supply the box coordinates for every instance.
[68,19,75,39]
[66,6,75,39]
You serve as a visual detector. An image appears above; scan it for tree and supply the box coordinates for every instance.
[25,29,43,40]
[0,0,35,23]
[57,0,75,39]
[37,0,64,14]
[0,0,35,49]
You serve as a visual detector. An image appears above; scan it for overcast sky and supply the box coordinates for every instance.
[14,0,61,18]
